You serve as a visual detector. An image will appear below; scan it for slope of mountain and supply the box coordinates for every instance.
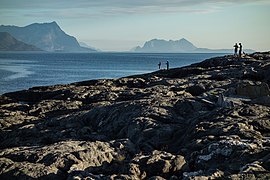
[0,32,42,51]
[79,42,100,51]
[133,38,255,53]
[0,22,96,52]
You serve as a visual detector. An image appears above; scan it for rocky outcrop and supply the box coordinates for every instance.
[0,52,270,179]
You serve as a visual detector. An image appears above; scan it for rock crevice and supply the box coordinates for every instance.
[1,52,270,179]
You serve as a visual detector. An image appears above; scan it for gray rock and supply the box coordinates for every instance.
[1,53,270,179]
[236,81,270,98]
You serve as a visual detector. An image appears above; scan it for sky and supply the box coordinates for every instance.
[0,0,270,51]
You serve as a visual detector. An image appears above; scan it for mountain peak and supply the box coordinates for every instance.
[51,21,57,25]
[47,21,59,27]
[179,38,188,42]
[134,38,197,53]
[0,22,97,52]
[27,21,60,28]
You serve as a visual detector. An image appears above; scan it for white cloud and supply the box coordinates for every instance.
[0,0,269,19]
[1,0,269,10]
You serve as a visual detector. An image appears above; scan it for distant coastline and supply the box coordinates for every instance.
[0,22,256,53]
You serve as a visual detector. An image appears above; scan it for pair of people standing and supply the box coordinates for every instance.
[234,43,242,57]
[158,61,169,70]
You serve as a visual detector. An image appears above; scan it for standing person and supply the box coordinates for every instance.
[239,43,242,57]
[158,62,161,70]
[233,43,238,56]
[166,61,169,70]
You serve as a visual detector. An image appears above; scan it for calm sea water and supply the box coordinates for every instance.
[0,52,226,95]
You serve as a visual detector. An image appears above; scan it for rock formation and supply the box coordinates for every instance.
[0,52,270,179]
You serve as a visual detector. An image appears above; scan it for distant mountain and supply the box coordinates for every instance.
[0,32,42,51]
[133,38,255,53]
[0,22,97,52]
[79,42,100,51]
[134,38,197,53]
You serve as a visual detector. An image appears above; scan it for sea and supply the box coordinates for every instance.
[0,52,227,95]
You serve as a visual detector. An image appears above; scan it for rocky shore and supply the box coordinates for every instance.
[0,52,270,179]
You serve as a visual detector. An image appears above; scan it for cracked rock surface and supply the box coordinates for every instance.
[1,52,270,179]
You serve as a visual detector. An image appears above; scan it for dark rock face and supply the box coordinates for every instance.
[0,32,41,51]
[1,52,270,179]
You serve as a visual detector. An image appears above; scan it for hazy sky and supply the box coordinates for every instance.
[0,0,269,51]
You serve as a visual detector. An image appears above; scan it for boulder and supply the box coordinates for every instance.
[236,81,270,98]
[252,96,270,106]
[186,84,206,96]
[132,150,186,178]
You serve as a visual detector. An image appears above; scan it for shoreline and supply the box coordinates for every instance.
[0,52,270,179]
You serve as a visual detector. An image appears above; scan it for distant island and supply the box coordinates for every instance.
[0,22,96,52]
[133,38,255,53]
[0,32,42,51]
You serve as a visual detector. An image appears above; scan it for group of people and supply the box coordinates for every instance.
[233,43,243,57]
[158,61,169,70]
[158,43,243,70]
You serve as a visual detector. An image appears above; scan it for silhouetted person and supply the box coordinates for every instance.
[166,61,169,70]
[158,62,161,69]
[239,43,242,57]
[233,43,238,56]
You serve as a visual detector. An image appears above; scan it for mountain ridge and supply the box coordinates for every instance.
[0,22,96,52]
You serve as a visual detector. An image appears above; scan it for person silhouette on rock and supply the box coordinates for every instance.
[233,43,238,56]
[239,43,242,58]
[166,61,169,70]
[158,62,161,70]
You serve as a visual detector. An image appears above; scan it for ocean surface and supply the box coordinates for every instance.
[0,52,227,95]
